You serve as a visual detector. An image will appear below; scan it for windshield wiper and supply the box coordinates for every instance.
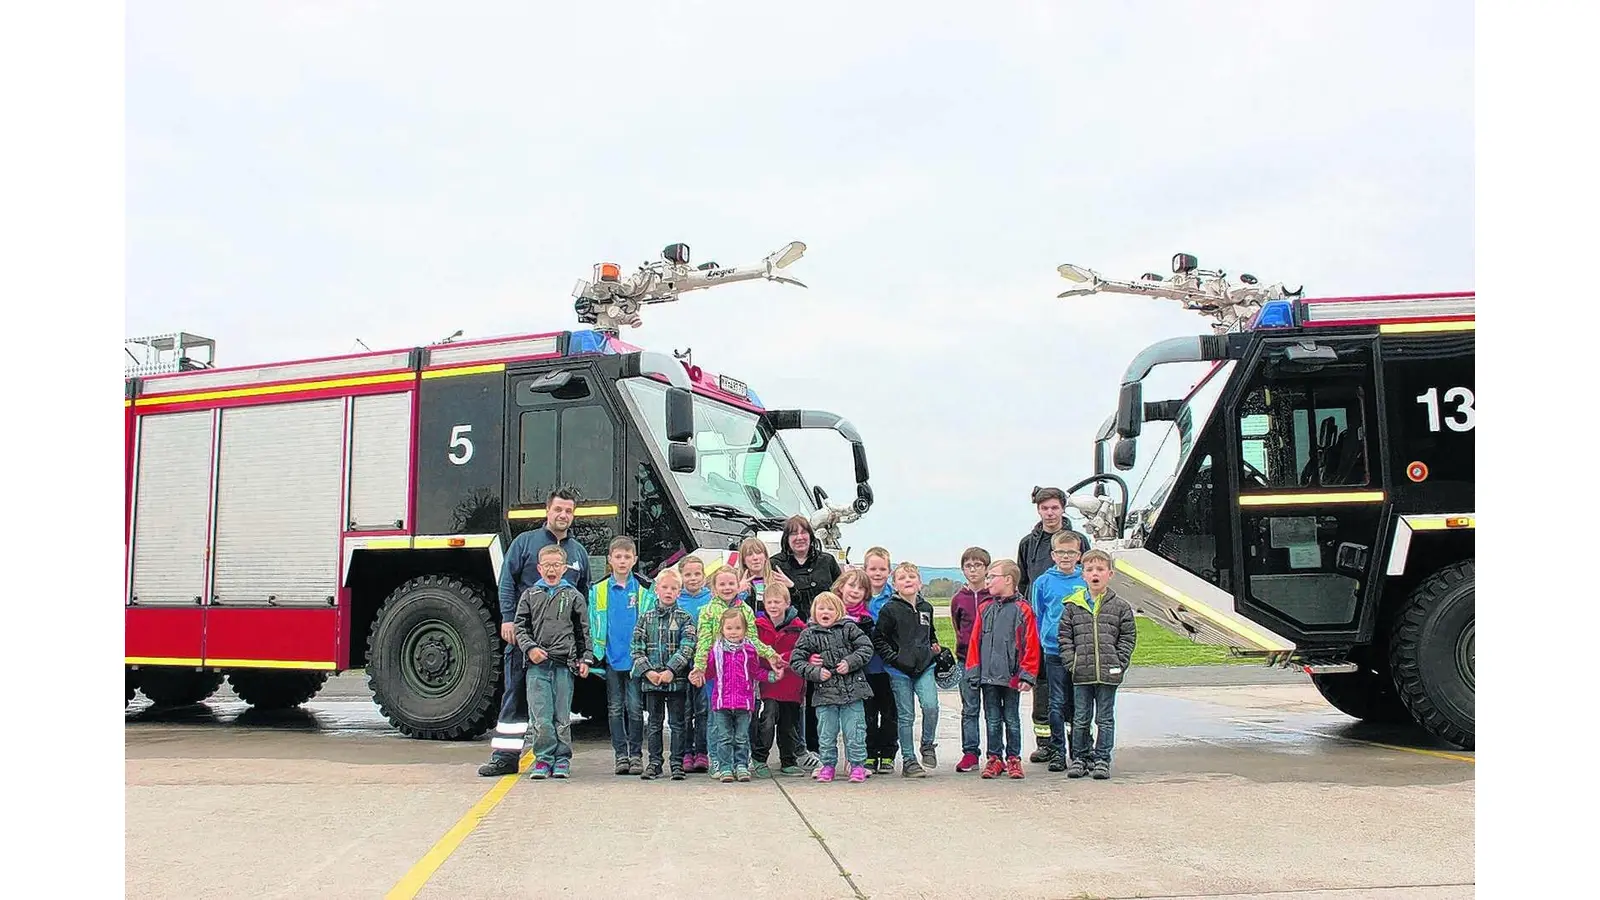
[689,504,787,530]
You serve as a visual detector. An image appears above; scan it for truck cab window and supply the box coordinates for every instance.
[515,374,616,506]
[1236,385,1370,489]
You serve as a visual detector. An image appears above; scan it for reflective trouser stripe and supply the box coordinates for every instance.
[490,737,524,751]
[490,721,528,753]
[496,722,528,735]
[1033,723,1052,737]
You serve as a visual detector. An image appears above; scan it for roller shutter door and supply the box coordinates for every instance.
[348,392,411,530]
[130,411,214,606]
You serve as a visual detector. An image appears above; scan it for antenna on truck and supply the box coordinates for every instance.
[1055,252,1304,334]
[573,240,808,336]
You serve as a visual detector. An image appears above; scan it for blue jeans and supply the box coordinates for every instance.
[816,700,867,769]
[980,684,1022,759]
[888,668,939,763]
[525,661,574,765]
[1071,682,1118,765]
[605,669,643,761]
[684,684,709,757]
[1044,658,1074,756]
[711,708,753,773]
[642,691,685,768]
[958,671,981,755]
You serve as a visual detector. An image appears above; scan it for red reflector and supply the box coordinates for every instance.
[447,538,467,547]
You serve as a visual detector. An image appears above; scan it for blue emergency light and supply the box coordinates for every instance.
[1252,300,1298,329]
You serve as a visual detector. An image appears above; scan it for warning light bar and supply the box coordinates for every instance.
[1301,292,1475,327]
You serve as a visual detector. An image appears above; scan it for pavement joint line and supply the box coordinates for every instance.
[384,751,532,899]
[1224,719,1475,763]
[1087,882,1476,899]
[768,776,869,900]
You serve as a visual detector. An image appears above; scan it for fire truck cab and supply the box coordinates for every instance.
[125,242,873,738]
[1059,255,1475,749]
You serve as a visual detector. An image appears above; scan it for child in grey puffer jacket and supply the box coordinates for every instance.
[789,592,874,783]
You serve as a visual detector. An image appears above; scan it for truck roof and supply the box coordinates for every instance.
[1260,291,1475,332]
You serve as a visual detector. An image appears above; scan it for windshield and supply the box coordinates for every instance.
[622,378,814,521]
[1130,361,1234,517]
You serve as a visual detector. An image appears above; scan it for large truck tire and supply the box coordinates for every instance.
[1389,559,1474,750]
[126,668,141,706]
[229,670,330,710]
[367,574,500,740]
[139,669,225,707]
[1310,666,1412,724]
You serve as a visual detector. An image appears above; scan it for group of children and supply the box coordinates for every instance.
[507,531,1136,784]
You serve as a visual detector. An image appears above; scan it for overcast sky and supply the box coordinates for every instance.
[126,1,1472,566]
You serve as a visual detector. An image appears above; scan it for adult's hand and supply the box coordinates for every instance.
[500,623,515,643]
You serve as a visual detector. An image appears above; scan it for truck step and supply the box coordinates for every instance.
[1300,661,1358,675]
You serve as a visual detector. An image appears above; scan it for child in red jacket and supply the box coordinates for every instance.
[756,583,808,777]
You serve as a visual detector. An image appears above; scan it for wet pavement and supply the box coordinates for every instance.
[126,673,1474,899]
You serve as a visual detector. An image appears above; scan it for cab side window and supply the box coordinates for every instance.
[515,374,616,506]
[1237,383,1371,489]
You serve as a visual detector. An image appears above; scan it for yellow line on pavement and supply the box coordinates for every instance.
[386,751,531,899]
[1227,719,1474,763]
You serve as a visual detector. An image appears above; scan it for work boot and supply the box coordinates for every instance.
[1066,758,1089,779]
[980,755,1005,779]
[641,762,662,781]
[956,752,980,773]
[628,756,644,776]
[1029,745,1055,764]
[477,755,518,777]
[902,760,927,778]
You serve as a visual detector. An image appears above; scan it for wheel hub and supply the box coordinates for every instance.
[401,620,465,698]
[1455,620,1475,691]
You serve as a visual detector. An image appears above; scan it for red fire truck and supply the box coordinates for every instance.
[124,241,874,738]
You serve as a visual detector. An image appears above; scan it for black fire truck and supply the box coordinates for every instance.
[1055,254,1474,749]
[125,241,874,737]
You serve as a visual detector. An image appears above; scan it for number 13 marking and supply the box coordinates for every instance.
[1416,387,1475,432]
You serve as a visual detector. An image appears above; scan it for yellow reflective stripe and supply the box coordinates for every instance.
[125,656,203,666]
[413,535,497,549]
[1113,559,1283,653]
[1380,320,1475,334]
[136,371,414,406]
[1238,491,1385,507]
[353,537,413,550]
[205,659,338,670]
[1406,515,1475,530]
[508,505,619,520]
[421,363,506,379]
[124,399,132,407]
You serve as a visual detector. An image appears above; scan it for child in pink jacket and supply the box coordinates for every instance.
[705,607,780,783]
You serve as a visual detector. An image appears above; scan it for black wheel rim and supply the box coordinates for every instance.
[401,618,465,699]
[1455,619,1474,692]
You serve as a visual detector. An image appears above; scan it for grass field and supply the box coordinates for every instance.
[932,616,1249,667]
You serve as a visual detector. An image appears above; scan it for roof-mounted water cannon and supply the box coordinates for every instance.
[1056,252,1304,334]
[573,240,809,335]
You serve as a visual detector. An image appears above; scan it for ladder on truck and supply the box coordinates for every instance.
[125,333,217,377]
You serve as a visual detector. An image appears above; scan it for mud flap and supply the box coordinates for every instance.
[1110,548,1294,653]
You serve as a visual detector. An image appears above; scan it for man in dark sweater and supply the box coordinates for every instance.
[1014,486,1089,764]
[478,488,592,777]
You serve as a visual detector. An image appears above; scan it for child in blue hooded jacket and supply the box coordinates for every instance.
[1027,530,1088,771]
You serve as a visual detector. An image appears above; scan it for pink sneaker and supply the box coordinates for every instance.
[849,765,868,783]
[815,765,836,783]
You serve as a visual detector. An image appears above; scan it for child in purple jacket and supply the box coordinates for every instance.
[706,608,780,783]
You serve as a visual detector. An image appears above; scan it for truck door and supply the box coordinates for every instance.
[504,364,624,588]
[1224,336,1386,645]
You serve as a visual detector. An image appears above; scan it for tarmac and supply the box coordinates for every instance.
[126,669,1474,899]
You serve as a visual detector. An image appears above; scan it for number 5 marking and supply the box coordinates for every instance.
[448,424,474,465]
[1416,387,1475,432]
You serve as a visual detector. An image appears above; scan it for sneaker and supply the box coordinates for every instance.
[1029,746,1054,764]
[719,770,735,783]
[921,748,937,770]
[615,759,631,776]
[1091,763,1111,780]
[902,760,927,778]
[1067,759,1089,779]
[1006,756,1025,779]
[735,767,752,782]
[848,765,868,783]
[670,767,686,781]
[980,755,1005,779]
[753,763,771,778]
[693,753,711,773]
[552,760,570,779]
[815,765,836,783]
[778,765,804,777]
[477,755,518,777]
[641,763,662,781]
[628,756,644,776]
[1048,756,1067,773]
[955,752,980,773]
[796,751,821,770]
[876,757,897,774]
[527,762,552,780]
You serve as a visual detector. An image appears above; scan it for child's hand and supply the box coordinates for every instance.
[1018,682,1032,693]
[689,669,705,687]
[819,669,833,681]
[834,661,850,674]
[771,657,788,673]
[659,670,675,684]
[528,647,548,664]
[930,643,941,654]
[645,671,662,686]
[809,654,824,666]
[577,662,590,678]
[739,574,755,595]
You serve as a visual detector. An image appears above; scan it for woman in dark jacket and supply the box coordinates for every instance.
[772,514,842,761]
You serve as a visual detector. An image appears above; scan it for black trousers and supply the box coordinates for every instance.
[757,698,804,767]
[643,691,686,768]
[864,672,899,758]
[804,682,820,753]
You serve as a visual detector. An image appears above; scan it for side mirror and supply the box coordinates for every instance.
[851,442,871,485]
[1113,438,1137,471]
[665,386,694,443]
[667,441,696,474]
[525,370,573,393]
[1116,382,1143,439]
